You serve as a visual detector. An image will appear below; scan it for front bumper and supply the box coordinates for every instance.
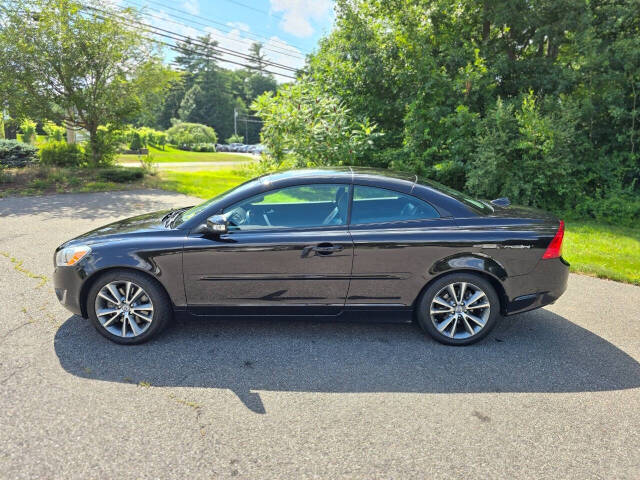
[53,265,87,317]
[503,257,570,315]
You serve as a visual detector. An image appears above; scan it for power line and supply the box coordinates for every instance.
[79,4,299,78]
[218,0,285,22]
[148,34,297,80]
[121,0,308,57]
[237,117,264,124]
[118,1,306,63]
[3,2,283,102]
[81,4,298,73]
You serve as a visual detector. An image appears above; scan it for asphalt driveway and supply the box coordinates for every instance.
[1,190,639,479]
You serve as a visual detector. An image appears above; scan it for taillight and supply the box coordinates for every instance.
[542,220,565,259]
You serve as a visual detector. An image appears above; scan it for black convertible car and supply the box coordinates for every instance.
[53,168,568,346]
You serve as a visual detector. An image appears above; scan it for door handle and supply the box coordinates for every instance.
[301,244,344,258]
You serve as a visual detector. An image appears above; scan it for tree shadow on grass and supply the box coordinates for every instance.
[54,308,640,414]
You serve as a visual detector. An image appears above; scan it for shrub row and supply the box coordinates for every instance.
[167,122,217,150]
[97,167,144,183]
[0,139,38,167]
[39,141,85,167]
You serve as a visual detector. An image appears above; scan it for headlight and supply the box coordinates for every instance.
[55,245,91,267]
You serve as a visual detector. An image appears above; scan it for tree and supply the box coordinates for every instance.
[249,42,267,73]
[252,79,380,166]
[19,118,37,144]
[130,61,181,128]
[174,35,220,75]
[0,0,160,165]
[178,84,201,121]
[295,0,640,224]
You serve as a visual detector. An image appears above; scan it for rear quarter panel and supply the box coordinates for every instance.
[347,213,558,307]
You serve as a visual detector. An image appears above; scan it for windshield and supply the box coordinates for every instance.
[418,177,494,214]
[172,177,263,226]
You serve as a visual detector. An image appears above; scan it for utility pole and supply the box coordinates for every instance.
[234,108,238,136]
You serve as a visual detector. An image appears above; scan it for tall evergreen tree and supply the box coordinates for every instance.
[249,42,267,73]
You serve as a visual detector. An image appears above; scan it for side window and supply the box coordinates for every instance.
[351,185,439,224]
[223,184,349,230]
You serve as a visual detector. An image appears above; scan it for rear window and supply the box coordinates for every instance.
[418,177,494,214]
[351,186,440,224]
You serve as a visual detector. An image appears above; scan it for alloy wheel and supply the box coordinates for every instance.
[429,281,490,340]
[94,280,154,338]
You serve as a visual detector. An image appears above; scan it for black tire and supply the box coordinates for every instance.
[416,273,501,346]
[87,269,172,345]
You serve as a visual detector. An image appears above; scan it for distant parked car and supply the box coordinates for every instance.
[239,145,250,153]
[228,143,243,152]
[215,144,227,152]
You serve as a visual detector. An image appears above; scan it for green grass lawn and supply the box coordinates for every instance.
[117,145,251,163]
[563,221,639,285]
[155,170,639,286]
[155,169,250,198]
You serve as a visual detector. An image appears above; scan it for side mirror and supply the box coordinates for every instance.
[206,214,229,234]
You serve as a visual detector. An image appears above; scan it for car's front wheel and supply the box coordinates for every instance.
[87,270,172,345]
[416,273,500,346]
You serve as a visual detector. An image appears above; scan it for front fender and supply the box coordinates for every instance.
[75,241,186,316]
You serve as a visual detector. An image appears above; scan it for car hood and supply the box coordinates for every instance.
[62,209,176,247]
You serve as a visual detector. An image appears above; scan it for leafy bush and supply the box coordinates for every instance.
[149,131,167,150]
[39,141,85,167]
[20,118,37,144]
[252,80,380,166]
[129,131,143,151]
[43,122,65,142]
[167,122,217,150]
[97,167,144,183]
[573,189,640,228]
[139,154,157,175]
[466,94,579,211]
[225,134,244,144]
[429,160,467,192]
[86,126,118,166]
[0,139,38,167]
[192,143,216,152]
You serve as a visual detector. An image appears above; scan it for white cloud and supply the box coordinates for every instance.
[226,21,251,32]
[182,0,200,15]
[270,0,332,38]
[149,9,199,40]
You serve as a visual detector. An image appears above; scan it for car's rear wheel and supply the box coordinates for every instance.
[416,273,500,346]
[87,270,172,345]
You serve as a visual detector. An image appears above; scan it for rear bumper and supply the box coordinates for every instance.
[503,257,569,315]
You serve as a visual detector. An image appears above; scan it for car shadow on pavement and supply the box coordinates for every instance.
[54,308,640,414]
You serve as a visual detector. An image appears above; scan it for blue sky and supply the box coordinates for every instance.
[116,0,335,81]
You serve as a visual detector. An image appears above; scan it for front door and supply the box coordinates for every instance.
[183,183,353,316]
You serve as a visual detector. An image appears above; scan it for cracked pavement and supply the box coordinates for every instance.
[1,190,640,479]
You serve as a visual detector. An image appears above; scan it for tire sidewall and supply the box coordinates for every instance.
[416,273,501,346]
[87,270,171,345]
